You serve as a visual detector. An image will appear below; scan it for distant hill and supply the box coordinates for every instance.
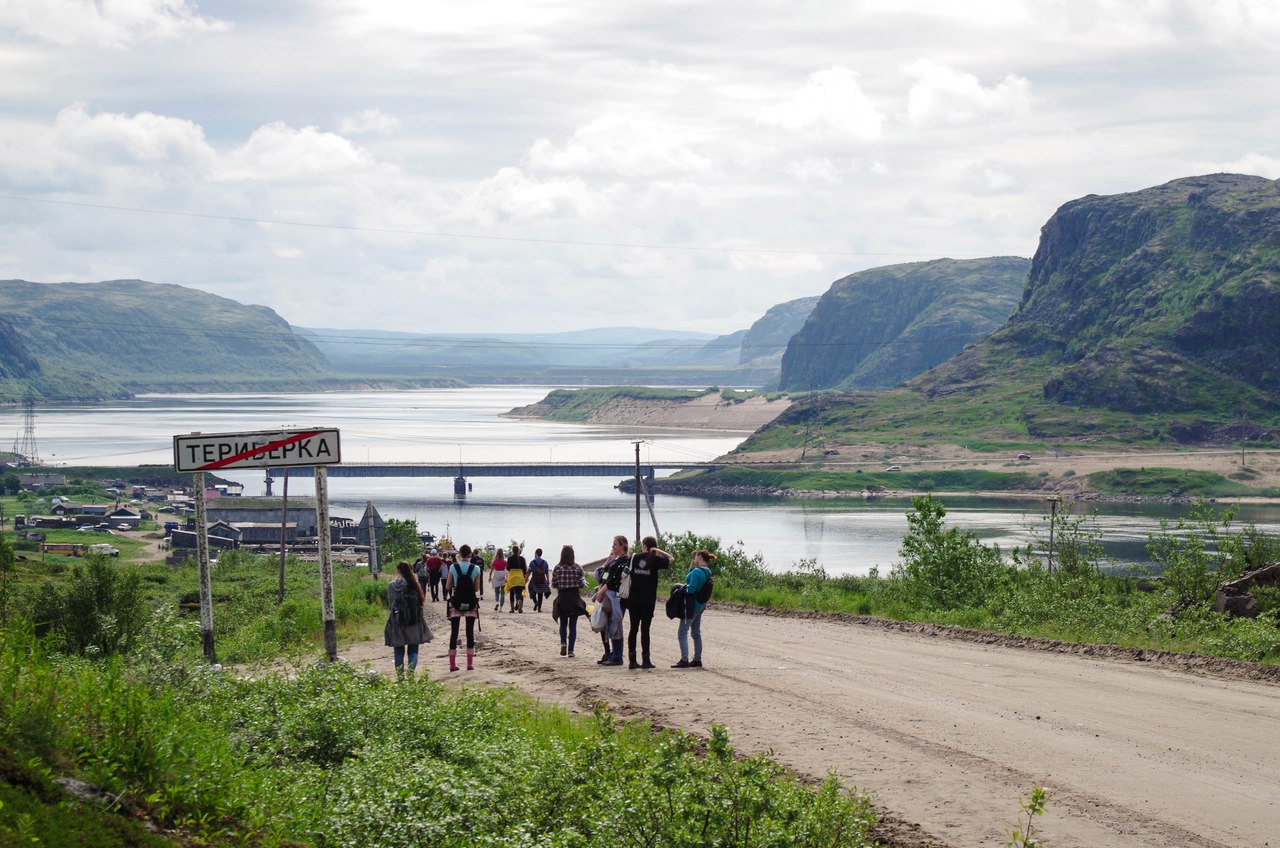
[777,258,1029,391]
[296,325,719,373]
[0,279,330,399]
[739,295,821,366]
[740,174,1280,452]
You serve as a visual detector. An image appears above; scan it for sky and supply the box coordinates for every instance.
[2,1,1279,337]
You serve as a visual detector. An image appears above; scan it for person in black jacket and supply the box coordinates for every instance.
[625,535,672,669]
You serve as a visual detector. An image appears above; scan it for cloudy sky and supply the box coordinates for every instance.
[2,1,1278,336]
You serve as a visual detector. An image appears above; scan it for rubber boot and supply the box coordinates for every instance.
[448,650,458,672]
[604,639,624,665]
[466,649,475,671]
[628,640,639,669]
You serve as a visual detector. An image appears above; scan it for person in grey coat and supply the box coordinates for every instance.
[385,560,432,675]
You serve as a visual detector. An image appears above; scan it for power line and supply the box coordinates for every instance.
[0,193,968,259]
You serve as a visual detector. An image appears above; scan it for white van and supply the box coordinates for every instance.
[88,543,120,557]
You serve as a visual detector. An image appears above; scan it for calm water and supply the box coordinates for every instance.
[7,387,1280,575]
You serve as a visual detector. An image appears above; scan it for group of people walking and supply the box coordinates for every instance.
[383,535,715,674]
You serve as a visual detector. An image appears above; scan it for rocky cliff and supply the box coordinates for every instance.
[918,174,1280,419]
[738,295,820,366]
[776,257,1029,391]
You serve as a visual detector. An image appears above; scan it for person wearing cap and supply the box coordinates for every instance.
[673,549,715,669]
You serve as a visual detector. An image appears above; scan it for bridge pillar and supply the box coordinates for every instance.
[453,476,467,500]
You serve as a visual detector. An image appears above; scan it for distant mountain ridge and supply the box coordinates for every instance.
[777,257,1029,390]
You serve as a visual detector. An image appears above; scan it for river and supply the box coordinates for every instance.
[7,387,1280,575]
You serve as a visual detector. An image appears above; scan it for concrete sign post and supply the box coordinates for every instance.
[193,471,215,663]
[173,428,341,664]
[315,466,337,661]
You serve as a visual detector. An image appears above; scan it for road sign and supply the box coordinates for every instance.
[173,428,341,472]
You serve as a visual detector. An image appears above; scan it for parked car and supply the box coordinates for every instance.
[88,543,120,557]
[1017,453,1032,460]
[884,465,902,472]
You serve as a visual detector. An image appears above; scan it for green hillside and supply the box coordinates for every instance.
[741,174,1280,454]
[777,257,1029,391]
[0,279,331,399]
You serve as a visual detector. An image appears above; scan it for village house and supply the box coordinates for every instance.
[18,473,67,490]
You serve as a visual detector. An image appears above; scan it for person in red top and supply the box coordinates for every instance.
[424,551,445,602]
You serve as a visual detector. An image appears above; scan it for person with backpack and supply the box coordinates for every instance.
[550,544,588,657]
[384,561,432,676]
[470,547,487,601]
[593,534,630,666]
[446,544,483,672]
[626,535,672,669]
[424,550,446,602]
[526,547,550,612]
[673,549,716,669]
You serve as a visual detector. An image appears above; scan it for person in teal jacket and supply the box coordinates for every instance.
[673,549,715,668]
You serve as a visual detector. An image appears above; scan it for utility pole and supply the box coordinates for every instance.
[633,440,642,547]
[1046,495,1061,574]
[11,395,40,466]
[277,468,289,605]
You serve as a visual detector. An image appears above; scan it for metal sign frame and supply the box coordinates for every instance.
[173,428,341,473]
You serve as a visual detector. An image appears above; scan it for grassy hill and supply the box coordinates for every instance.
[0,279,331,399]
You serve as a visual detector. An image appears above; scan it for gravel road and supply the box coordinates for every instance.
[342,600,1279,848]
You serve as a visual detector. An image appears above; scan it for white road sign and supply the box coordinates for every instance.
[173,428,341,472]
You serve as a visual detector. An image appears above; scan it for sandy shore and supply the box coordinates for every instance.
[333,601,1280,848]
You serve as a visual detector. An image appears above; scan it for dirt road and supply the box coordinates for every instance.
[342,601,1278,848]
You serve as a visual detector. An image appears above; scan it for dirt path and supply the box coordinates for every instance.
[335,602,1279,848]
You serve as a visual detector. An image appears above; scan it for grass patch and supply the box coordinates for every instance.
[1086,467,1280,498]
[0,624,879,847]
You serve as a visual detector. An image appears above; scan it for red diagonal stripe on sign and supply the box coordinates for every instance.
[196,431,321,471]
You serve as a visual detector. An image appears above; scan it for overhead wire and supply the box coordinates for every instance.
[0,193,974,259]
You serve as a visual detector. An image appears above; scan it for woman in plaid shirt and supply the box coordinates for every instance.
[550,545,588,657]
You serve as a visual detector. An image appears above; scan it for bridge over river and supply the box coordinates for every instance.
[263,461,727,498]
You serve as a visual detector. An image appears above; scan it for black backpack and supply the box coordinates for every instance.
[450,563,478,611]
[393,581,422,627]
[693,567,714,604]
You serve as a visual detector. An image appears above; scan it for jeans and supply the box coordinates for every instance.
[559,615,578,652]
[428,575,441,601]
[677,607,704,662]
[393,643,420,671]
[494,586,506,609]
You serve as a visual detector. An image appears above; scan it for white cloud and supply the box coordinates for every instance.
[758,67,885,141]
[340,109,401,136]
[1206,152,1280,179]
[729,251,825,277]
[55,102,214,165]
[218,123,378,182]
[905,60,1032,128]
[526,114,714,178]
[458,166,604,225]
[785,157,857,184]
[0,0,227,47]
